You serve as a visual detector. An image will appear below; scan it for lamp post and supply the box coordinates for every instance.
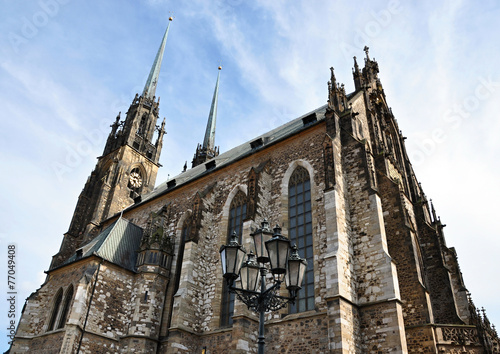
[219,220,307,354]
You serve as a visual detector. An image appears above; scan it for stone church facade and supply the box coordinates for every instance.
[10,21,499,353]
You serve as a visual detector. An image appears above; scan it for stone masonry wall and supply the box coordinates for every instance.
[82,263,134,342]
[12,259,106,353]
[16,265,89,337]
[265,313,329,353]
[417,220,464,325]
[377,171,438,353]
[124,269,170,353]
[342,132,407,352]
[111,123,332,351]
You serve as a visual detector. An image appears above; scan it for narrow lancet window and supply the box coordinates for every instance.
[47,289,63,331]
[57,286,74,329]
[288,166,314,313]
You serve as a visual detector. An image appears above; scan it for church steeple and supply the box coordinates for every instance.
[143,17,173,100]
[203,66,220,152]
[103,19,173,162]
[192,66,221,168]
[51,21,173,269]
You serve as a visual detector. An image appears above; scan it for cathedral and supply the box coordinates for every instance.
[10,19,500,353]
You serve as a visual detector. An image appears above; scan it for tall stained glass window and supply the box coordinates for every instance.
[57,285,74,329]
[288,166,314,313]
[47,289,63,331]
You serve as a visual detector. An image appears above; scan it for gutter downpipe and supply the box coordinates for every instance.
[76,260,102,353]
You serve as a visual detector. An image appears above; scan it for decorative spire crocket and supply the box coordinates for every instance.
[327,67,347,113]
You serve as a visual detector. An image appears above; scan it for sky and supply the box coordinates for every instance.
[1,0,499,349]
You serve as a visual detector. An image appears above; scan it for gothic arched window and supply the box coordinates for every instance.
[137,113,148,136]
[221,191,247,327]
[47,289,63,331]
[57,285,74,329]
[288,166,315,313]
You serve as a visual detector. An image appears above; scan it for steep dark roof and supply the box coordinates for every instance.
[136,104,330,206]
[65,217,143,271]
[120,91,360,214]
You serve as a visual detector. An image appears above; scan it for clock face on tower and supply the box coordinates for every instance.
[129,170,143,189]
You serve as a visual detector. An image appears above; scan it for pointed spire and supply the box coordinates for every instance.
[202,66,222,150]
[430,199,437,223]
[191,66,222,168]
[142,17,173,100]
[328,67,346,112]
[353,56,360,72]
[353,56,363,91]
[330,67,337,87]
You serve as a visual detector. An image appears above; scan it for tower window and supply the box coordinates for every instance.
[288,166,314,313]
[137,113,147,136]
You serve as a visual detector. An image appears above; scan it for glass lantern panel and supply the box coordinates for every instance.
[221,248,227,273]
[241,265,259,292]
[277,241,289,271]
[286,260,299,288]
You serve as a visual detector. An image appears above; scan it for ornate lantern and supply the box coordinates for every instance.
[250,220,273,263]
[265,225,290,279]
[219,231,246,286]
[285,245,307,298]
[240,252,260,292]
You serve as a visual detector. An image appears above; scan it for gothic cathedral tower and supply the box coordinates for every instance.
[50,19,173,269]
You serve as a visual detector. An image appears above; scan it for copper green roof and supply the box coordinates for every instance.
[65,217,143,271]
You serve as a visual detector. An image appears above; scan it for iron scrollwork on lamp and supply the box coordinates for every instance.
[219,220,307,354]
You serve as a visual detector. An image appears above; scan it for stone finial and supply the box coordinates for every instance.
[364,46,370,60]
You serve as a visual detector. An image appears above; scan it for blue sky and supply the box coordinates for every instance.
[1,0,499,349]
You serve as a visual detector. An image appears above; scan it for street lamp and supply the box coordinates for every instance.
[219,220,307,354]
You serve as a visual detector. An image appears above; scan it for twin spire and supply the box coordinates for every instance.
[140,17,222,170]
[202,66,221,153]
[192,66,222,168]
[142,17,173,100]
